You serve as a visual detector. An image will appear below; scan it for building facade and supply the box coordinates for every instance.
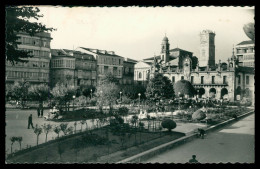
[235,40,255,67]
[76,47,125,84]
[6,32,52,85]
[122,58,137,85]
[135,30,254,102]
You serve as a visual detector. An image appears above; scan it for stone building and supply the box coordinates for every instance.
[6,32,52,85]
[134,30,254,102]
[122,58,137,85]
[235,40,255,67]
[50,49,76,87]
[75,47,125,84]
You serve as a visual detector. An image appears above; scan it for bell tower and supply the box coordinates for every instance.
[199,30,216,68]
[161,35,170,64]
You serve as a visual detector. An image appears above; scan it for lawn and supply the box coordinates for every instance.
[6,125,184,163]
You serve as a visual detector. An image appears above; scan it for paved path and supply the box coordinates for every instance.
[5,109,98,154]
[143,113,255,163]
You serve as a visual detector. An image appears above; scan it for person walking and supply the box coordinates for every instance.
[28,114,34,129]
[199,128,205,139]
[189,155,199,163]
[37,107,40,118]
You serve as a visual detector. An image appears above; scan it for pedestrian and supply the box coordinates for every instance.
[28,114,34,129]
[41,108,44,117]
[37,107,40,118]
[189,155,199,163]
[199,128,205,139]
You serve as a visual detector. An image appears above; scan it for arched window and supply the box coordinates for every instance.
[138,72,142,79]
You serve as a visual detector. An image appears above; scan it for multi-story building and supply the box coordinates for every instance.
[135,30,254,102]
[235,40,255,67]
[75,47,125,84]
[6,32,52,85]
[50,49,76,87]
[122,58,137,85]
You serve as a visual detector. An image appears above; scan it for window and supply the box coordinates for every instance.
[138,72,142,79]
[172,76,175,83]
[201,76,204,84]
[191,76,194,84]
[238,75,241,84]
[223,76,227,84]
[181,76,184,80]
[246,76,249,85]
[212,76,215,84]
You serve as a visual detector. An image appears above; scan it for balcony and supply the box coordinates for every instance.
[192,82,228,87]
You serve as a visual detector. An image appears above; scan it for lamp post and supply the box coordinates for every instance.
[120,91,122,107]
[138,93,141,108]
[90,89,92,99]
[73,95,76,111]
[178,92,181,110]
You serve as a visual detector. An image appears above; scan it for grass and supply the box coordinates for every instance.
[6,125,184,163]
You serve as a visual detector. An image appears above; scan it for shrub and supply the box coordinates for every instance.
[161,119,177,132]
[174,80,196,98]
[192,109,206,120]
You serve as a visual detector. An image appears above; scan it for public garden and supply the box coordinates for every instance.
[5,73,253,163]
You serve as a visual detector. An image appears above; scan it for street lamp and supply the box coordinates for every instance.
[138,93,141,107]
[73,95,76,111]
[90,89,92,99]
[178,92,181,110]
[120,91,122,107]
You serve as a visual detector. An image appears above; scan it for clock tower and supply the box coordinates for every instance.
[199,30,216,68]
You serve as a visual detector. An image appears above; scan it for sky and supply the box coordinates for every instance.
[35,6,254,62]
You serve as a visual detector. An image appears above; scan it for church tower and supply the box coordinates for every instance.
[199,30,216,68]
[161,35,170,64]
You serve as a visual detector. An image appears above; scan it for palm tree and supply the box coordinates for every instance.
[42,123,53,142]
[33,124,43,146]
[80,120,85,132]
[53,125,61,138]
[16,137,23,150]
[10,136,17,154]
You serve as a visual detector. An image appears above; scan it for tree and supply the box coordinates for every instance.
[80,85,96,98]
[10,136,17,154]
[145,73,174,103]
[174,80,196,98]
[161,119,177,132]
[99,72,119,85]
[28,84,50,109]
[42,123,52,143]
[33,124,43,146]
[60,123,69,136]
[53,125,61,138]
[96,82,119,113]
[80,120,85,132]
[5,6,55,65]
[9,80,30,108]
[51,83,76,112]
[16,137,23,150]
[130,115,138,144]
[74,121,78,133]
[118,106,129,122]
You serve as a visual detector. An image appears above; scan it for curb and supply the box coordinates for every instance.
[116,110,254,163]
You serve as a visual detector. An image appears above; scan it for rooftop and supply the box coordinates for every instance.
[51,49,75,58]
[236,40,254,46]
[80,47,122,58]
[170,48,193,54]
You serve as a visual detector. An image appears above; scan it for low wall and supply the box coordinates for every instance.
[116,110,254,163]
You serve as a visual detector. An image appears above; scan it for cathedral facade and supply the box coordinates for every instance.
[134,30,254,102]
